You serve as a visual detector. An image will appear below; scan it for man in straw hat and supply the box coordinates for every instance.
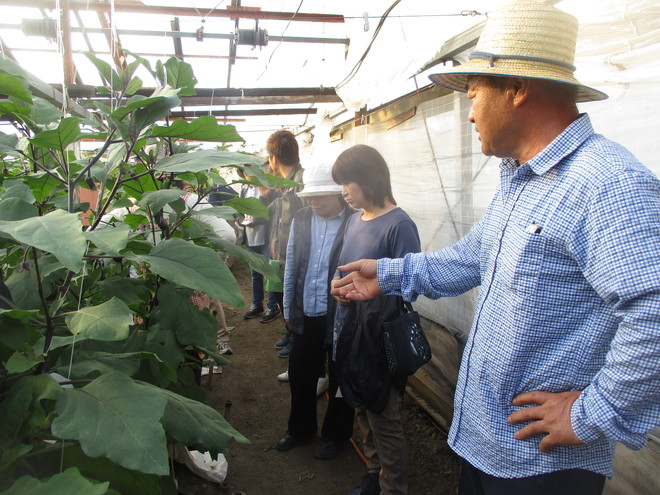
[331,1,660,494]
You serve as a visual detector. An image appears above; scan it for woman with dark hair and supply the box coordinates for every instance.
[331,144,420,495]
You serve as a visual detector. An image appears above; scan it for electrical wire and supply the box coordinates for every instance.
[255,0,304,82]
[335,0,402,90]
[334,7,486,90]
[344,11,482,20]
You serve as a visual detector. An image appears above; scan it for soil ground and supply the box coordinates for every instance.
[180,259,460,495]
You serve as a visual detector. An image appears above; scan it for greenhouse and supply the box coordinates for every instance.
[0,1,658,494]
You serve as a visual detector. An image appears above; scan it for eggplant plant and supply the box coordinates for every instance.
[0,53,289,494]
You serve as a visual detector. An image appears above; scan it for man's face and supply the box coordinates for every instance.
[467,76,514,158]
[306,194,343,219]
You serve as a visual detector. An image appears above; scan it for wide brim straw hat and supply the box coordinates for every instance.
[429,0,607,103]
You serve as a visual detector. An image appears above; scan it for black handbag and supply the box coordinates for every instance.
[382,301,431,376]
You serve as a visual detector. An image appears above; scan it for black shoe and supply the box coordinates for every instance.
[346,473,380,495]
[275,432,309,452]
[260,307,280,323]
[313,439,342,460]
[243,304,263,319]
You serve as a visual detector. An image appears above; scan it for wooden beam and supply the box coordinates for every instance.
[12,1,345,23]
[95,8,127,70]
[59,0,76,85]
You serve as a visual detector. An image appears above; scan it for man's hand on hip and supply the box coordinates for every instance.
[507,390,584,453]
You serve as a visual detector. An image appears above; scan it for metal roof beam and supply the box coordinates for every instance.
[63,85,340,99]
[169,108,317,118]
[0,23,349,46]
[10,1,345,23]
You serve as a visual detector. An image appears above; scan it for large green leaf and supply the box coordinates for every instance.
[0,198,38,222]
[29,117,82,151]
[0,374,62,447]
[133,95,180,134]
[143,322,184,371]
[6,268,43,309]
[222,196,268,218]
[0,467,109,495]
[127,238,243,306]
[138,188,183,213]
[97,277,149,307]
[110,89,180,122]
[0,131,19,156]
[0,209,86,272]
[54,351,151,379]
[190,205,237,221]
[31,96,62,125]
[164,57,197,96]
[22,172,66,203]
[154,149,262,174]
[0,101,31,121]
[58,445,170,495]
[151,116,243,142]
[0,73,32,103]
[85,223,131,256]
[65,297,132,341]
[5,351,44,373]
[152,384,249,452]
[154,283,216,348]
[84,52,121,91]
[1,178,36,204]
[51,372,169,475]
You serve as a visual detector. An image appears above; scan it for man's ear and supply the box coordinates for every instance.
[508,77,531,107]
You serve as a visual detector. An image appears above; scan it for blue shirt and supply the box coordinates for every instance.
[283,209,345,319]
[378,114,660,478]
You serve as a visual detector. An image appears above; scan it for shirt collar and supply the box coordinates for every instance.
[500,113,595,176]
[283,163,302,181]
[528,113,595,176]
[312,205,347,222]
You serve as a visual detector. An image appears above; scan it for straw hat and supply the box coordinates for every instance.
[429,0,607,103]
[297,163,342,197]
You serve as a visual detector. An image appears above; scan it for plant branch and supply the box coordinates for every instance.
[17,151,66,184]
[71,132,115,188]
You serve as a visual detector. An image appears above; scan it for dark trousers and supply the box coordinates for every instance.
[459,459,606,495]
[246,244,278,310]
[287,315,354,441]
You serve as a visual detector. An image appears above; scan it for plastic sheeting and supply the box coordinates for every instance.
[301,0,660,339]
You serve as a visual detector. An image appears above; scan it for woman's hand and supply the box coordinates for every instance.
[331,277,350,305]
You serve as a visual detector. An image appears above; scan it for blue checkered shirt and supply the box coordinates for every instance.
[378,114,660,478]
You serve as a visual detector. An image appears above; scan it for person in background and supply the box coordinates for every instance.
[331,2,660,494]
[275,164,356,459]
[265,130,305,359]
[332,145,421,495]
[208,183,238,206]
[236,164,280,320]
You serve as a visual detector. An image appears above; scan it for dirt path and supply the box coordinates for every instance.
[193,260,459,495]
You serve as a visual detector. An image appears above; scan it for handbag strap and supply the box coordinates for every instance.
[402,300,414,314]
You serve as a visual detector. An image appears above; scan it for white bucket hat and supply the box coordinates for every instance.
[429,0,607,103]
[297,163,343,197]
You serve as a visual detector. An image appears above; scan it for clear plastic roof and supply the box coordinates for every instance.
[1,1,658,150]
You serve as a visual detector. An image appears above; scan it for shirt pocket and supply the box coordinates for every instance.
[498,223,547,295]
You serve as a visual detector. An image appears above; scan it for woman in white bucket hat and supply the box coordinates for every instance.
[332,1,660,494]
